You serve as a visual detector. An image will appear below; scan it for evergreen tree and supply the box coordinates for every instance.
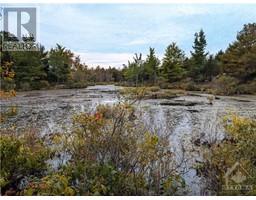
[144,47,160,84]
[203,55,217,81]
[48,44,74,84]
[11,44,48,90]
[123,53,144,86]
[221,23,256,82]
[161,42,186,82]
[190,29,208,81]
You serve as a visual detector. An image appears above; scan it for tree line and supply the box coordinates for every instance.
[123,23,256,94]
[1,23,256,94]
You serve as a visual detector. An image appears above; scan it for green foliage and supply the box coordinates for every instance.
[214,75,239,95]
[221,23,256,82]
[198,115,256,195]
[144,47,160,84]
[190,29,208,81]
[11,45,48,90]
[236,80,256,94]
[0,61,17,122]
[47,44,73,84]
[161,42,186,82]
[202,54,218,81]
[0,129,50,194]
[69,56,89,87]
[51,103,183,195]
[23,174,75,196]
[2,23,255,94]
[123,53,144,86]
[0,99,184,195]
[0,61,16,91]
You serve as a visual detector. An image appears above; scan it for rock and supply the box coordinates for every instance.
[194,138,201,146]
[193,137,211,148]
[207,95,215,105]
[187,109,199,113]
[160,100,205,106]
[24,92,41,97]
[233,98,252,102]
[59,104,72,109]
[101,90,117,94]
[88,94,103,98]
[32,110,38,114]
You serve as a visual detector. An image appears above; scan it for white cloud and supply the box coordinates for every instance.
[75,52,135,68]
[75,51,164,69]
[32,4,256,68]
[117,4,210,19]
[125,39,149,46]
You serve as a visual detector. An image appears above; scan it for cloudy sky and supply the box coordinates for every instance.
[2,4,256,67]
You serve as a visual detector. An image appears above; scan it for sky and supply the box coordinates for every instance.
[2,4,256,67]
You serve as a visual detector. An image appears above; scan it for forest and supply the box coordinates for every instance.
[1,23,256,95]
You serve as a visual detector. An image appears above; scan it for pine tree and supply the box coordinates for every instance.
[11,44,48,90]
[190,29,208,81]
[48,44,74,84]
[203,55,217,81]
[144,47,160,84]
[123,53,144,86]
[221,23,256,82]
[161,42,186,82]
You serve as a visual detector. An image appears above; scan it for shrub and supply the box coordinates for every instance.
[0,129,50,195]
[159,82,172,89]
[1,98,185,195]
[31,80,50,90]
[64,81,87,89]
[214,75,239,95]
[23,174,75,196]
[19,82,31,91]
[0,79,16,91]
[198,115,256,195]
[52,103,185,195]
[0,62,16,91]
[119,87,147,101]
[182,81,201,91]
[147,86,161,92]
[236,80,256,94]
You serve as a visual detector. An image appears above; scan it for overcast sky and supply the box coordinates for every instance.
[2,4,256,67]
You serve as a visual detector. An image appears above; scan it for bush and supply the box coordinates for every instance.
[31,80,50,90]
[64,81,87,89]
[182,81,201,91]
[19,82,31,91]
[51,103,185,195]
[147,86,161,92]
[198,115,256,195]
[0,79,16,91]
[0,101,185,195]
[23,174,75,196]
[214,75,239,95]
[159,81,171,89]
[0,129,50,195]
[236,81,256,94]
